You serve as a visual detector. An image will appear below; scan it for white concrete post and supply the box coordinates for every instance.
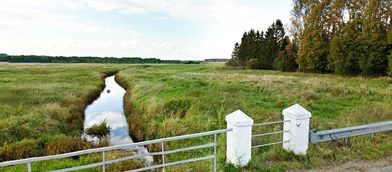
[226,110,254,166]
[282,104,311,155]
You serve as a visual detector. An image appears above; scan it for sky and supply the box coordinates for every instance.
[0,0,293,60]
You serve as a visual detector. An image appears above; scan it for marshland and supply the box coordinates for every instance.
[1,63,391,171]
[0,0,391,171]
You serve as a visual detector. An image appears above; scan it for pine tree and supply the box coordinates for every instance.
[274,36,299,71]
[260,20,283,70]
[247,29,258,64]
[275,20,286,51]
[237,32,249,67]
[255,31,264,65]
[227,42,240,66]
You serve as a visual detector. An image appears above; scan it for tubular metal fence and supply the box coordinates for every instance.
[0,117,295,172]
[251,120,290,149]
[0,128,232,172]
[7,104,389,171]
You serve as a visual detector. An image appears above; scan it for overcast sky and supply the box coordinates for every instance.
[0,0,292,60]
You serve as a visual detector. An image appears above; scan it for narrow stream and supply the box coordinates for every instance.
[83,75,153,166]
[84,75,133,145]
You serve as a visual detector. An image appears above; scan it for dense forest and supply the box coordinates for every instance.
[0,54,198,64]
[227,0,391,76]
[226,19,299,71]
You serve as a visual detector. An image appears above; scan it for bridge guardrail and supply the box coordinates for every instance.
[310,121,392,143]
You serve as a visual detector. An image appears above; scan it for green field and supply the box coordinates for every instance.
[117,64,392,171]
[0,63,146,171]
[1,63,392,171]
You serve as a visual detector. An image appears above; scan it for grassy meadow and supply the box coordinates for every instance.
[116,64,392,171]
[0,62,392,171]
[0,63,146,171]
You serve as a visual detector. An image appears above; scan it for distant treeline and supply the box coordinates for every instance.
[0,54,199,64]
[204,58,229,63]
[228,0,391,76]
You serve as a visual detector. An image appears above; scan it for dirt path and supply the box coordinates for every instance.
[297,156,392,172]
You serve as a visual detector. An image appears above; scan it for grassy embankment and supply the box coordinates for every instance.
[0,63,144,171]
[116,64,392,171]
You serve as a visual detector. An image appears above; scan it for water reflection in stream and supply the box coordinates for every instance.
[83,75,153,166]
[84,75,132,145]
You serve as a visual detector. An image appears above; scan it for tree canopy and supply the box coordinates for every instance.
[227,19,299,71]
[228,0,391,76]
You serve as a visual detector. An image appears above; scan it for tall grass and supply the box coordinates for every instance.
[1,63,391,171]
[117,64,392,170]
[0,63,129,162]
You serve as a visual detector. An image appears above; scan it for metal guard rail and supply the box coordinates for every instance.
[310,121,392,143]
[0,128,232,172]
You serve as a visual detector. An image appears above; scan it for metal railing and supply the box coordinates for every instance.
[310,121,392,143]
[251,120,290,148]
[0,128,232,172]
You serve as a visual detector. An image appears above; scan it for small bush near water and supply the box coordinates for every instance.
[85,120,111,138]
[85,120,111,145]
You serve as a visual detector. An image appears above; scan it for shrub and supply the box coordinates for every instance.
[246,58,261,69]
[226,59,239,67]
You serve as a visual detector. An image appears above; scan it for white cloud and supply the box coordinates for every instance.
[0,1,142,57]
[81,0,130,12]
[0,0,292,60]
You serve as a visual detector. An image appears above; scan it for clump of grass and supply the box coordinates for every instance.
[163,98,191,117]
[44,136,93,155]
[0,139,40,161]
[85,120,111,140]
[85,120,111,145]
